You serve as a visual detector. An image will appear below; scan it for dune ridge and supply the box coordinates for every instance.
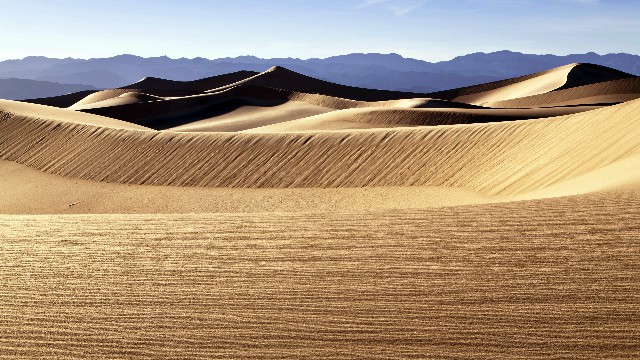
[206,66,429,101]
[0,100,150,130]
[122,70,259,91]
[488,77,640,108]
[427,63,634,102]
[22,90,99,108]
[245,106,601,132]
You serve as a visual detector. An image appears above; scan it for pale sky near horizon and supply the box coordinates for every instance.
[0,0,638,61]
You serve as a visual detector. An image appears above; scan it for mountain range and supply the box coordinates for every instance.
[0,51,639,100]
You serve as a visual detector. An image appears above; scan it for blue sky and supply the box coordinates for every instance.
[0,0,638,61]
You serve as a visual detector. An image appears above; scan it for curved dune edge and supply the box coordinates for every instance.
[205,66,428,101]
[243,106,601,132]
[69,71,260,108]
[71,92,167,110]
[69,89,173,109]
[428,63,633,103]
[122,70,259,92]
[1,99,640,195]
[487,77,640,108]
[452,64,575,104]
[0,100,151,131]
[21,89,98,108]
[167,101,335,133]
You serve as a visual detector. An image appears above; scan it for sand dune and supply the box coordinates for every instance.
[72,85,475,130]
[6,63,638,197]
[3,63,640,359]
[167,100,334,132]
[79,89,309,129]
[206,66,429,101]
[122,70,258,91]
[245,105,601,132]
[0,100,150,130]
[71,91,165,109]
[1,97,638,195]
[19,71,258,110]
[69,89,169,109]
[428,63,633,103]
[22,89,99,108]
[488,77,640,108]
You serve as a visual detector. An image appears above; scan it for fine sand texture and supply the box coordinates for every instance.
[2,63,640,358]
[1,187,639,359]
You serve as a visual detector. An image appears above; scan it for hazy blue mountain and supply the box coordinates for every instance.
[0,78,96,100]
[0,51,638,99]
[433,50,640,77]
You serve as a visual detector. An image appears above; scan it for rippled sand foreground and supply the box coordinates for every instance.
[2,188,639,358]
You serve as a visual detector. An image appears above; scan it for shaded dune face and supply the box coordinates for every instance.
[5,62,640,199]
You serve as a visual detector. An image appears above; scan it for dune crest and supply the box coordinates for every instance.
[427,63,634,103]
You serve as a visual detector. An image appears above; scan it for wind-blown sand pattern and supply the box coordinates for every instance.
[2,62,640,359]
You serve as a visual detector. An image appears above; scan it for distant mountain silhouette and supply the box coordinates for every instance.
[0,78,96,100]
[0,51,638,99]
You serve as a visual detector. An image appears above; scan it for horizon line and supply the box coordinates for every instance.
[1,50,638,63]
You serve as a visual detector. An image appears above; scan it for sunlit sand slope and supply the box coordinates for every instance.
[428,63,634,104]
[1,99,639,195]
[246,106,600,132]
[488,77,640,108]
[0,100,150,130]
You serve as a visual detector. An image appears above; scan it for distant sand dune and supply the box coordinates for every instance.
[245,105,601,132]
[428,63,633,103]
[44,63,629,133]
[69,89,170,109]
[22,89,98,108]
[122,70,258,91]
[167,100,334,132]
[488,77,640,108]
[206,66,429,101]
[74,85,599,132]
[71,91,165,109]
[74,85,476,130]
[0,100,150,130]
